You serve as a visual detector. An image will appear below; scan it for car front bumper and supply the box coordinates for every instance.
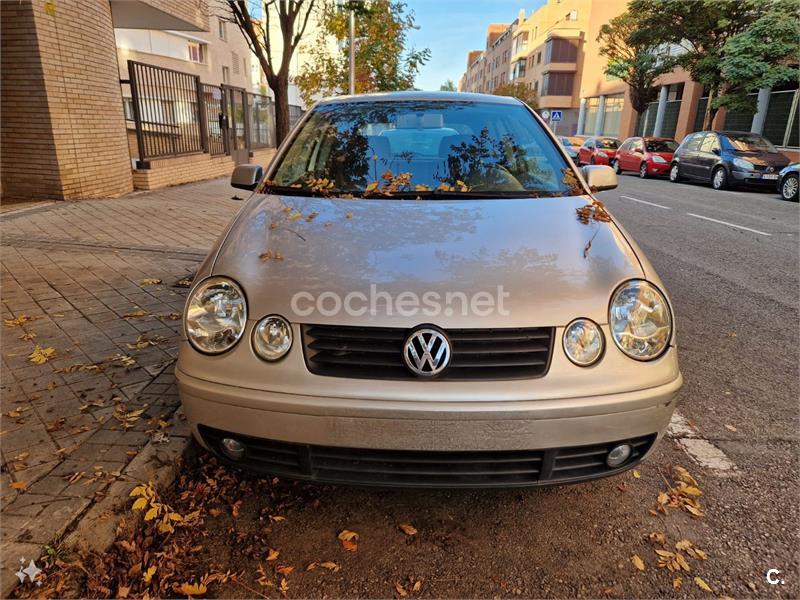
[647,162,670,176]
[731,170,781,186]
[177,367,683,487]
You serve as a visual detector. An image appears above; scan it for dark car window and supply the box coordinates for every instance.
[683,134,702,152]
[699,134,720,153]
[583,139,594,149]
[723,133,778,153]
[268,100,579,198]
[646,140,678,153]
[597,138,619,149]
[560,136,584,146]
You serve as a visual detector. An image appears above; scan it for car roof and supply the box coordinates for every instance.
[641,136,675,141]
[315,90,522,106]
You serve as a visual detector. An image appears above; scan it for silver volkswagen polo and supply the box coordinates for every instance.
[177,92,682,488]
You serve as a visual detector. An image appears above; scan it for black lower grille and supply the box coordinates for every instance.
[199,426,656,488]
[302,325,554,380]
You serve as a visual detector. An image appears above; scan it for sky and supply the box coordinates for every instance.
[406,0,547,91]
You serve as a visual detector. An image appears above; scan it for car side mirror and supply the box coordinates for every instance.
[582,165,618,191]
[231,164,263,191]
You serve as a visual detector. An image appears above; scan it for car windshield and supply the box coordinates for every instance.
[560,136,584,147]
[723,133,777,153]
[646,140,678,152]
[267,100,581,198]
[597,138,619,149]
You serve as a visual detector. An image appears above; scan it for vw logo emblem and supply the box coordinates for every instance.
[766,166,774,173]
[402,327,451,377]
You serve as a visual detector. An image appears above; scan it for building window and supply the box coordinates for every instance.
[232,51,240,74]
[545,38,578,63]
[542,72,574,96]
[567,9,578,20]
[218,18,227,40]
[602,94,625,137]
[123,98,134,121]
[534,80,539,93]
[511,59,526,80]
[764,87,800,147]
[537,52,542,65]
[222,65,230,84]
[187,41,205,63]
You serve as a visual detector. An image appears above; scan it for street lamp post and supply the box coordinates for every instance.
[348,4,355,95]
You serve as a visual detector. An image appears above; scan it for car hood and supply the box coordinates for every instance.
[733,151,790,167]
[210,194,644,328]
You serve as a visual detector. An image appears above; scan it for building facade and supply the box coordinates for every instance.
[458,0,799,158]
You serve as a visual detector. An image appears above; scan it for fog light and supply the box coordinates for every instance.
[221,437,245,460]
[606,444,632,468]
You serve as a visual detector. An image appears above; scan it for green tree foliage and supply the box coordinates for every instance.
[294,0,431,106]
[717,0,800,113]
[439,79,457,92]
[493,82,539,109]
[627,0,767,129]
[596,12,676,116]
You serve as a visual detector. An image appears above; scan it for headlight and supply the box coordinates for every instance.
[252,315,292,361]
[732,158,753,171]
[563,318,604,366]
[185,277,247,354]
[651,155,667,164]
[597,151,608,158]
[609,280,672,361]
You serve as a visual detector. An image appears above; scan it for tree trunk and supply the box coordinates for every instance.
[702,88,716,131]
[271,77,291,145]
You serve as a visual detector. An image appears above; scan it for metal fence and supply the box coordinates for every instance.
[123,60,302,166]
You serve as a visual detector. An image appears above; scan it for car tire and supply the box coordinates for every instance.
[711,166,728,190]
[611,159,621,174]
[669,163,682,183]
[781,174,799,202]
[639,163,648,179]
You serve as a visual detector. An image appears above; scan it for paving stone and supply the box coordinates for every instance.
[0,541,43,598]
[17,496,91,544]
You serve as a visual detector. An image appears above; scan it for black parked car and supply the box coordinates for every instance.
[777,163,799,201]
[669,131,790,190]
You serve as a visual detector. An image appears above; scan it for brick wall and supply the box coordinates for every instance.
[131,148,277,190]
[1,0,133,201]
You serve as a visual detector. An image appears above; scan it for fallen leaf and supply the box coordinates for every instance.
[724,424,737,432]
[276,565,294,575]
[18,331,36,341]
[123,309,148,319]
[143,565,157,584]
[631,554,645,571]
[673,465,697,486]
[29,345,56,364]
[279,577,289,596]
[118,584,130,598]
[319,561,339,571]
[10,481,27,490]
[4,315,34,327]
[672,576,682,589]
[13,452,30,461]
[648,532,666,545]
[694,576,713,593]
[141,278,162,285]
[177,582,207,596]
[399,523,418,536]
[338,529,359,552]
[395,582,408,597]
[267,548,280,561]
[287,212,303,220]
[632,469,641,479]
[269,515,286,523]
[413,580,422,592]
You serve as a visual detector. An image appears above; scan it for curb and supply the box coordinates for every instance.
[0,416,195,598]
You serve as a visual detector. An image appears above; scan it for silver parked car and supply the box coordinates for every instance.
[177,92,682,488]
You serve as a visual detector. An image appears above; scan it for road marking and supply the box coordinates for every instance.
[667,411,738,476]
[686,213,772,236]
[619,195,672,210]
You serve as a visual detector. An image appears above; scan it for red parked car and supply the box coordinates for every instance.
[577,137,620,166]
[613,137,678,178]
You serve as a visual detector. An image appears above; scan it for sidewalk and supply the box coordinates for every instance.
[0,178,242,594]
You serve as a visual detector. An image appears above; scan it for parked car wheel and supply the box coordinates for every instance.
[781,173,799,202]
[669,163,682,183]
[639,163,648,179]
[711,166,728,190]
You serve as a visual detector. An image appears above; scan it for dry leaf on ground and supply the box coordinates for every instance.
[399,523,418,536]
[29,345,56,364]
[338,529,359,551]
[694,576,713,592]
[631,554,646,571]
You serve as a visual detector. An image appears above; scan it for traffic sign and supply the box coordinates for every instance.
[541,109,550,120]
[551,110,563,122]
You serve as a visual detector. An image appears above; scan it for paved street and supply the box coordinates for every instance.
[4,175,799,598]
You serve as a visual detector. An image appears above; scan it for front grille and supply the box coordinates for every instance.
[302,325,554,380]
[199,426,656,488]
